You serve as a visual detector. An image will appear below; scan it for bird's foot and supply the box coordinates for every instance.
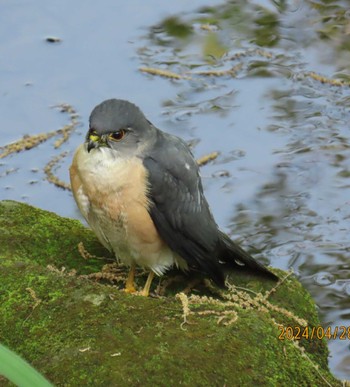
[124,285,137,294]
[134,289,150,297]
[137,271,155,297]
[124,263,137,294]
[124,271,155,297]
[123,288,150,297]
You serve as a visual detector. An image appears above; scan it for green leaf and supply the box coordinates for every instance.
[0,343,52,387]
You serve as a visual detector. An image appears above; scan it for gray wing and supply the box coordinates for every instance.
[142,129,225,284]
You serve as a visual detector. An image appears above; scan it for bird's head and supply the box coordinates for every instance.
[85,99,156,158]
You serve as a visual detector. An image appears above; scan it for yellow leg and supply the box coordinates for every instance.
[124,263,136,293]
[140,271,155,297]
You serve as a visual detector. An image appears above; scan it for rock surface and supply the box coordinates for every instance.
[0,200,340,386]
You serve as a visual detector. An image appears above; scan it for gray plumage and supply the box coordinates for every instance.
[88,99,277,286]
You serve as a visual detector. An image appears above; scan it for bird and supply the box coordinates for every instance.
[70,99,277,296]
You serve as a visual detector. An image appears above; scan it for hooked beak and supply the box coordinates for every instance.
[87,139,98,153]
[86,132,106,153]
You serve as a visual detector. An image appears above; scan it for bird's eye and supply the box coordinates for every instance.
[108,130,126,142]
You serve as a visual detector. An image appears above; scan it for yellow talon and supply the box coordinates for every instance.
[123,264,155,297]
[124,263,136,293]
[140,271,155,297]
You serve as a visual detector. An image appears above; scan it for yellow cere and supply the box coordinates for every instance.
[89,134,100,142]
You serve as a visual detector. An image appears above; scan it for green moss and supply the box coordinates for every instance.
[0,201,341,386]
[0,200,111,274]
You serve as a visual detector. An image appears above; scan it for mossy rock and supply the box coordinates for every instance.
[0,200,340,386]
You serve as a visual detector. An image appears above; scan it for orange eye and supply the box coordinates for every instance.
[108,129,126,142]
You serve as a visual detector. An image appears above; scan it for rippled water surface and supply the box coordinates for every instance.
[1,0,350,380]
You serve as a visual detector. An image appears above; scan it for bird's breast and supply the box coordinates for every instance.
[69,144,175,272]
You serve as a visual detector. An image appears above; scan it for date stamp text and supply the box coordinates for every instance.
[278,326,350,340]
